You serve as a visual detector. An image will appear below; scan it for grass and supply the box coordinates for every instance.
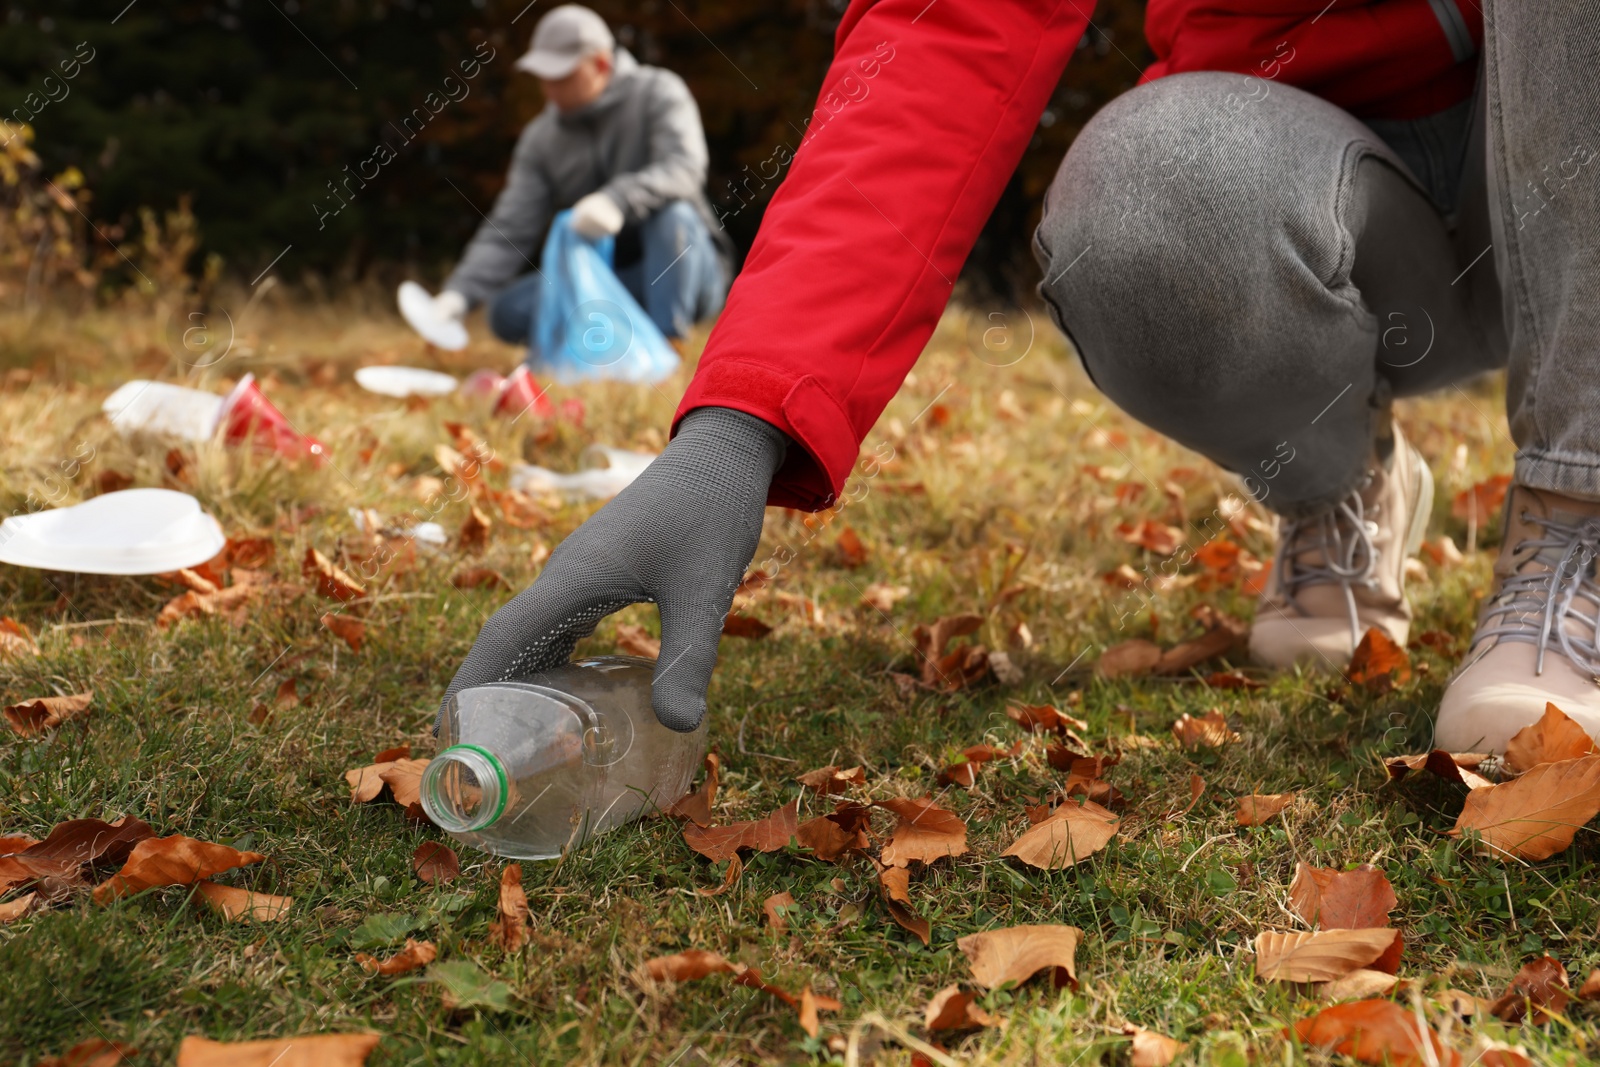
[1,289,1595,1065]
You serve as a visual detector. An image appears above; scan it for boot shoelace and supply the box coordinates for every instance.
[1275,479,1381,643]
[1473,511,1600,677]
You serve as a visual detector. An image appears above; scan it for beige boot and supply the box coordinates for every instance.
[1249,423,1433,670]
[1434,485,1600,752]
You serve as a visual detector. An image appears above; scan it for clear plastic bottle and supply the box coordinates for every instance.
[421,655,707,860]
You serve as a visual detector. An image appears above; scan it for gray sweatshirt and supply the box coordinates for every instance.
[444,49,727,304]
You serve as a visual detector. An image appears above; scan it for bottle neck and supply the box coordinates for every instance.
[421,744,509,832]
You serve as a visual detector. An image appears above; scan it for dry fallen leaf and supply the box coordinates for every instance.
[1097,639,1162,679]
[1171,709,1239,750]
[458,504,492,554]
[489,864,530,951]
[1294,999,1460,1067]
[877,796,968,867]
[196,881,292,922]
[1450,755,1600,860]
[1316,968,1400,1002]
[877,863,930,946]
[795,764,866,796]
[637,948,840,1034]
[1385,750,1495,790]
[1168,774,1206,818]
[320,613,365,653]
[682,800,799,862]
[1006,703,1089,735]
[834,526,868,567]
[666,753,722,826]
[615,623,661,659]
[175,1032,382,1067]
[356,938,437,976]
[1347,627,1412,691]
[795,802,871,862]
[924,984,998,1031]
[1579,968,1600,1001]
[4,690,94,737]
[0,616,40,660]
[1489,955,1570,1024]
[1452,473,1511,524]
[958,924,1081,990]
[1123,1025,1183,1067]
[412,841,459,885]
[860,583,910,613]
[157,583,263,629]
[1236,792,1295,827]
[93,835,266,903]
[0,892,38,924]
[936,744,1015,788]
[0,815,155,900]
[1156,607,1248,674]
[1289,863,1397,930]
[763,891,796,933]
[912,613,988,691]
[35,1037,139,1067]
[450,566,511,591]
[1503,703,1597,774]
[1254,928,1399,983]
[302,547,366,601]
[1003,798,1119,869]
[1117,519,1185,555]
[722,613,773,639]
[345,757,430,809]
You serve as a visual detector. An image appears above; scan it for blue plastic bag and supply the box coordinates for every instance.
[532,209,681,384]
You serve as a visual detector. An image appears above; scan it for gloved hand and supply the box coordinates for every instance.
[438,406,788,733]
[433,289,468,322]
[571,191,625,239]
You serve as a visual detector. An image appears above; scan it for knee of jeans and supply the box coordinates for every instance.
[487,291,531,345]
[645,199,702,238]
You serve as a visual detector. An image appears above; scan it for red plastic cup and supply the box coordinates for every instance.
[217,374,328,465]
[493,365,555,421]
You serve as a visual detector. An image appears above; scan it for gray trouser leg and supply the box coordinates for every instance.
[1484,1,1600,501]
[1035,71,1504,516]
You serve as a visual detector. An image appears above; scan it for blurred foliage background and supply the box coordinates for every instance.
[1,0,1149,303]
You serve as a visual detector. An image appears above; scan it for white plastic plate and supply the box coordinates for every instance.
[0,488,227,575]
[354,365,460,398]
[102,380,224,441]
[398,281,469,351]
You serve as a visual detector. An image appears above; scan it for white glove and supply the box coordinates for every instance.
[571,192,624,239]
[434,289,468,321]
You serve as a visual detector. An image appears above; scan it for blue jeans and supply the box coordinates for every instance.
[488,200,726,347]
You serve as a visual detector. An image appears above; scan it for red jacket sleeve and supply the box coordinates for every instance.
[672,0,1090,510]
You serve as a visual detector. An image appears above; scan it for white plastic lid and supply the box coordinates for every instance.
[397,281,469,351]
[0,488,227,575]
[354,365,460,398]
[102,380,225,441]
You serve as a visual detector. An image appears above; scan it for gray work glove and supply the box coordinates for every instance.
[439,406,788,733]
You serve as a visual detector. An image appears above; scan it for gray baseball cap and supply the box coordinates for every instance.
[515,5,615,79]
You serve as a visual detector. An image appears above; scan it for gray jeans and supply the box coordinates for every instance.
[1035,1,1599,516]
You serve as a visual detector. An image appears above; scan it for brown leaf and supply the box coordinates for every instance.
[615,623,661,659]
[1117,519,1185,555]
[1,815,155,899]
[373,744,410,763]
[302,547,366,601]
[1156,610,1247,674]
[35,1037,139,1067]
[1003,798,1119,869]
[156,583,262,629]
[1204,668,1265,690]
[795,807,870,862]
[0,892,38,924]
[1123,1025,1183,1067]
[1096,639,1162,679]
[1451,473,1511,523]
[412,841,459,885]
[320,613,365,653]
[0,616,41,660]
[912,613,985,690]
[636,949,841,1031]
[695,854,743,897]
[93,835,266,903]
[877,863,930,946]
[356,938,437,976]
[1236,792,1295,827]
[458,504,492,554]
[1576,968,1600,1001]
[665,753,721,826]
[722,613,773,639]
[834,526,868,567]
[1253,928,1399,982]
[1489,956,1571,1024]
[1347,628,1412,691]
[450,566,511,591]
[1006,703,1089,735]
[681,799,799,862]
[1450,755,1600,860]
[958,924,1081,990]
[222,536,275,570]
[345,757,429,806]
[923,984,998,1031]
[4,690,94,737]
[1168,774,1206,818]
[877,796,968,867]
[1289,863,1398,929]
[1294,999,1460,1067]
[795,764,866,796]
[1384,750,1495,790]
[1504,702,1597,773]
[1420,536,1464,567]
[195,881,292,922]
[1315,968,1400,1002]
[489,864,530,951]
[275,678,300,709]
[859,582,910,613]
[763,891,796,933]
[175,1033,382,1066]
[936,744,1016,788]
[0,834,39,853]
[1171,709,1239,750]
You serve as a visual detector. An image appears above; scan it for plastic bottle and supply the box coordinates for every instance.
[421,655,707,860]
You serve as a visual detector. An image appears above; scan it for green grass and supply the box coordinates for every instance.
[1,295,1595,1065]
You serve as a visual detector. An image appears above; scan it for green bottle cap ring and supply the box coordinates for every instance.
[440,743,510,828]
